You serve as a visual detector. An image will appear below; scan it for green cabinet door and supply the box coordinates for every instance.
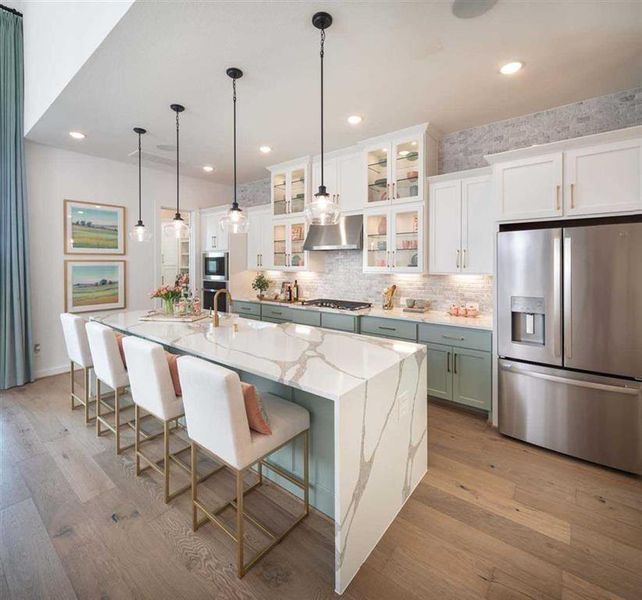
[452,348,491,410]
[426,342,452,401]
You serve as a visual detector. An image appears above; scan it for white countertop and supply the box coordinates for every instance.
[93,309,426,402]
[234,297,493,331]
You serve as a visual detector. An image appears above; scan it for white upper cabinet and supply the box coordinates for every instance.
[564,138,642,216]
[246,206,272,270]
[487,126,642,222]
[201,207,229,251]
[429,169,493,275]
[311,149,363,213]
[494,153,563,221]
[269,158,310,218]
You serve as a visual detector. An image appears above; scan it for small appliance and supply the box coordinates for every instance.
[202,251,228,281]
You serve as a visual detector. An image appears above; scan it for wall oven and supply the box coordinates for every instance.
[202,281,228,312]
[202,251,228,281]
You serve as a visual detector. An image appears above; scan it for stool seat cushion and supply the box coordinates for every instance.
[244,394,309,468]
[241,383,271,435]
[60,313,93,368]
[165,352,182,397]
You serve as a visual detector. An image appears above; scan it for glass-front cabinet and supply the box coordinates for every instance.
[269,159,310,217]
[271,218,309,272]
[363,125,429,207]
[363,206,423,273]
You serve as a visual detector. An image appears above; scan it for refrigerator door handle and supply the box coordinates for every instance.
[564,235,572,360]
[553,234,562,358]
[503,365,639,395]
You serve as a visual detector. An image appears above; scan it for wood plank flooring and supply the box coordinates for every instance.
[1,373,641,599]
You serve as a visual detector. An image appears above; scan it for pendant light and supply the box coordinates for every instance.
[305,11,340,226]
[129,127,152,243]
[219,67,249,235]
[166,103,190,239]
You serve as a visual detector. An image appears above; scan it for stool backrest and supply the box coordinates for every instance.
[123,336,179,420]
[85,322,128,390]
[177,356,251,468]
[60,313,92,368]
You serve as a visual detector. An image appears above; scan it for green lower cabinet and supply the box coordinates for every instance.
[290,310,322,327]
[425,342,491,412]
[452,347,491,411]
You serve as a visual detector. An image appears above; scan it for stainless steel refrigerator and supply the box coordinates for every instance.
[497,221,642,474]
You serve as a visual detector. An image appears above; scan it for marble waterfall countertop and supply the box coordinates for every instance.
[92,309,425,402]
[234,297,493,331]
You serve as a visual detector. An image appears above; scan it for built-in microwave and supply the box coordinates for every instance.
[202,251,228,281]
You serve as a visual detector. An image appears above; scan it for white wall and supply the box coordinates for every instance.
[21,0,134,134]
[26,141,231,378]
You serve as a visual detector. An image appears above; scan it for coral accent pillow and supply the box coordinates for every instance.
[165,352,182,397]
[241,382,271,435]
[115,333,127,367]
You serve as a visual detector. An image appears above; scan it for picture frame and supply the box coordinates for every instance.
[64,199,126,255]
[64,260,126,313]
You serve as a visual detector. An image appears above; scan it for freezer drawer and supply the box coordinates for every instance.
[499,360,642,474]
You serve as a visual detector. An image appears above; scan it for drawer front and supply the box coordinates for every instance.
[419,323,491,352]
[290,309,321,327]
[261,316,288,324]
[321,312,358,333]
[360,316,417,341]
[261,305,293,321]
[232,301,261,317]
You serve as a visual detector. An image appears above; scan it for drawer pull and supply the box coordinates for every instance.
[378,326,397,332]
[271,311,283,315]
[240,307,252,312]
[442,335,465,341]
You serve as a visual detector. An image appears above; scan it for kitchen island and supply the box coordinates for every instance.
[93,309,428,595]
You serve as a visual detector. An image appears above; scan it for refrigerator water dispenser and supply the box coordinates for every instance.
[510,296,545,345]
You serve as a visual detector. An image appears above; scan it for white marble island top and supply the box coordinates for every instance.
[93,309,425,402]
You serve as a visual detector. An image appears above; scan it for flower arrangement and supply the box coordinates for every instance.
[150,275,185,314]
[252,273,270,300]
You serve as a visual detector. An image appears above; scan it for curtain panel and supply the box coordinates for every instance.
[0,9,32,389]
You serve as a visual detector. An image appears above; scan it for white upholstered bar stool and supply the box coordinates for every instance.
[60,313,95,424]
[177,356,310,577]
[122,336,195,503]
[85,321,132,454]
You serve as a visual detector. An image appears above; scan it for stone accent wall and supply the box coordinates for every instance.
[439,87,642,173]
[236,87,642,313]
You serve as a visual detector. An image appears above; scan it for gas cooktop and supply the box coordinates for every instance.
[302,298,372,311]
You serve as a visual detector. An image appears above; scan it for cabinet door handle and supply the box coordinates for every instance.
[454,353,458,374]
[392,250,396,267]
[447,352,451,373]
[456,249,460,269]
[392,182,397,199]
[570,183,575,209]
[463,249,467,269]
[556,184,561,211]
[386,251,390,268]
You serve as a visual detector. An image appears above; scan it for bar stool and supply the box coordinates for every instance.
[177,356,310,577]
[59,313,94,424]
[85,321,132,454]
[123,336,195,503]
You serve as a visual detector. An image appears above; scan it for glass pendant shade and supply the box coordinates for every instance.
[129,220,152,242]
[164,214,190,239]
[305,185,340,225]
[220,204,249,235]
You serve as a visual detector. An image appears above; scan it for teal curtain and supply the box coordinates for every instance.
[0,9,32,389]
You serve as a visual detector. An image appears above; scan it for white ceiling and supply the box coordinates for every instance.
[26,0,642,183]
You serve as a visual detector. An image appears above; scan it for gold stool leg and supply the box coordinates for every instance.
[191,442,198,531]
[96,379,102,436]
[70,361,75,409]
[83,367,90,424]
[164,419,170,503]
[236,468,245,577]
[115,388,121,454]
[135,404,141,475]
[303,430,309,516]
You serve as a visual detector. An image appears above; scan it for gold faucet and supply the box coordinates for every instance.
[212,289,233,327]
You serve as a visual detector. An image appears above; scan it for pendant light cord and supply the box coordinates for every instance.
[175,111,180,217]
[233,78,238,209]
[319,27,325,188]
[137,132,142,222]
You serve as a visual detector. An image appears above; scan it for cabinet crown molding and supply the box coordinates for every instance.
[484,125,642,165]
[428,166,491,183]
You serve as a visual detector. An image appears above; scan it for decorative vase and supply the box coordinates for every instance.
[162,298,175,315]
[257,294,265,301]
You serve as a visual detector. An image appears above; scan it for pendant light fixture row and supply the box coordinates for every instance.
[219,67,249,235]
[166,103,190,239]
[129,126,152,242]
[305,11,340,226]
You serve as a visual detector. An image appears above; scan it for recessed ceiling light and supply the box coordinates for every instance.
[203,165,214,172]
[347,115,363,125]
[69,131,85,139]
[259,145,272,154]
[500,61,523,75]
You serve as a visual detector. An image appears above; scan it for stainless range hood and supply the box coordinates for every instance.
[303,214,363,251]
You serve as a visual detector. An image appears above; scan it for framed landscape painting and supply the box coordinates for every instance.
[64,200,126,254]
[65,260,126,313]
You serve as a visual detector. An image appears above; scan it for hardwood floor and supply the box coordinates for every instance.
[1,373,641,599]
